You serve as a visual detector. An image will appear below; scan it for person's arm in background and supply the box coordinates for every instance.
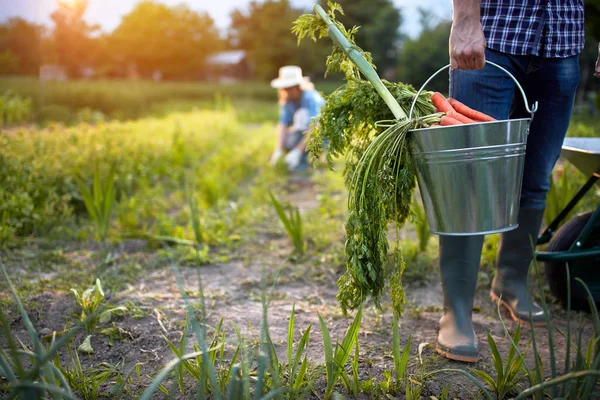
[450,0,486,70]
[271,102,293,165]
[271,124,289,165]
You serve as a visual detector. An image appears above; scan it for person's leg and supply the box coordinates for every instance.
[492,55,581,324]
[437,49,520,362]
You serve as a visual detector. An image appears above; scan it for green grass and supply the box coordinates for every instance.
[0,76,343,125]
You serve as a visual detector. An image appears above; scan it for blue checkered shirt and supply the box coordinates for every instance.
[480,0,585,58]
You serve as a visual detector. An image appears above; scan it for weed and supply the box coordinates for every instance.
[471,326,526,399]
[75,163,116,244]
[0,261,89,399]
[269,191,305,255]
[319,306,363,399]
[70,279,127,333]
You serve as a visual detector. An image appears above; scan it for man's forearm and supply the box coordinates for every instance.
[452,0,481,23]
[275,123,287,150]
[450,0,485,70]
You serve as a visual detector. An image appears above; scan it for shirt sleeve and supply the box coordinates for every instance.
[305,91,325,120]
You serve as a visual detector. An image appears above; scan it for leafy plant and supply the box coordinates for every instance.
[0,261,86,399]
[471,326,526,399]
[285,303,313,397]
[53,341,120,399]
[269,191,305,255]
[318,306,363,399]
[294,2,440,317]
[509,262,600,400]
[75,163,116,243]
[0,91,33,127]
[70,279,127,333]
[392,314,411,392]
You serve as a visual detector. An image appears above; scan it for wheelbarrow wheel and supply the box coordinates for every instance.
[544,211,600,312]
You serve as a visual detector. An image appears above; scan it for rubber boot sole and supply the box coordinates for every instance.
[490,291,548,327]
[435,344,479,363]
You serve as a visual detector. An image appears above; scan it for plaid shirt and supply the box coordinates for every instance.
[480,0,585,58]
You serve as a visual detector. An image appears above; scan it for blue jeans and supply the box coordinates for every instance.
[450,48,580,209]
[284,130,310,171]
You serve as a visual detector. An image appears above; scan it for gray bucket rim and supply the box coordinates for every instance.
[409,117,531,133]
[432,224,519,236]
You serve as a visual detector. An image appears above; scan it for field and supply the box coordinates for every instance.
[1,78,600,399]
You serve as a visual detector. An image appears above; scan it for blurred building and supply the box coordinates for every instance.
[206,50,253,82]
[39,65,68,81]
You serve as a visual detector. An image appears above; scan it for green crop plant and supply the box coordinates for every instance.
[318,306,363,399]
[139,254,290,399]
[75,163,116,244]
[392,314,411,392]
[0,91,33,127]
[52,341,121,399]
[0,261,90,399]
[471,326,526,399]
[269,191,305,255]
[70,279,127,333]
[285,303,313,397]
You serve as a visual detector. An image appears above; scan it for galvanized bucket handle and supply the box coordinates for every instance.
[408,61,538,121]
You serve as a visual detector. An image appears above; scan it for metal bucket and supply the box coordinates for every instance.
[408,61,538,236]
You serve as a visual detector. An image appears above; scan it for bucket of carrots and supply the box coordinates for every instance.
[409,61,538,235]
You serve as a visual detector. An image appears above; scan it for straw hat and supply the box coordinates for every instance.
[271,66,309,89]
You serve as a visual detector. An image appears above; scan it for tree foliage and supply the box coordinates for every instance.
[322,0,402,75]
[109,1,221,79]
[229,0,331,80]
[0,18,44,75]
[51,0,100,77]
[397,19,451,93]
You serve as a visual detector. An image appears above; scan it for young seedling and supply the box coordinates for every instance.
[75,162,116,244]
[318,306,363,399]
[269,191,305,255]
[0,261,89,400]
[70,279,127,333]
[471,326,526,399]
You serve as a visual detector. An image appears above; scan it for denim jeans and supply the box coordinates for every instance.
[284,130,310,171]
[450,48,581,209]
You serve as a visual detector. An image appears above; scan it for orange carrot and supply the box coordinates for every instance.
[439,115,463,126]
[447,111,476,124]
[431,92,455,113]
[448,98,496,122]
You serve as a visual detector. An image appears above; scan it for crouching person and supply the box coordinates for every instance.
[270,66,324,172]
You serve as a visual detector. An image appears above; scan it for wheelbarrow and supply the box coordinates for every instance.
[537,138,600,311]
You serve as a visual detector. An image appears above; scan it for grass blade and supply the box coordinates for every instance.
[288,303,295,370]
[139,351,204,400]
[487,332,504,385]
[291,325,311,384]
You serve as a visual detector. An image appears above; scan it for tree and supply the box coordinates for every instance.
[51,0,99,77]
[397,20,451,93]
[229,0,330,81]
[0,18,44,75]
[325,0,402,75]
[585,2,600,41]
[109,1,221,79]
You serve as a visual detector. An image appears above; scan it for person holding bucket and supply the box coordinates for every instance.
[270,66,324,172]
[435,0,586,362]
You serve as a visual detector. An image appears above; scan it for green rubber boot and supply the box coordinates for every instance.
[491,208,548,326]
[436,235,484,363]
